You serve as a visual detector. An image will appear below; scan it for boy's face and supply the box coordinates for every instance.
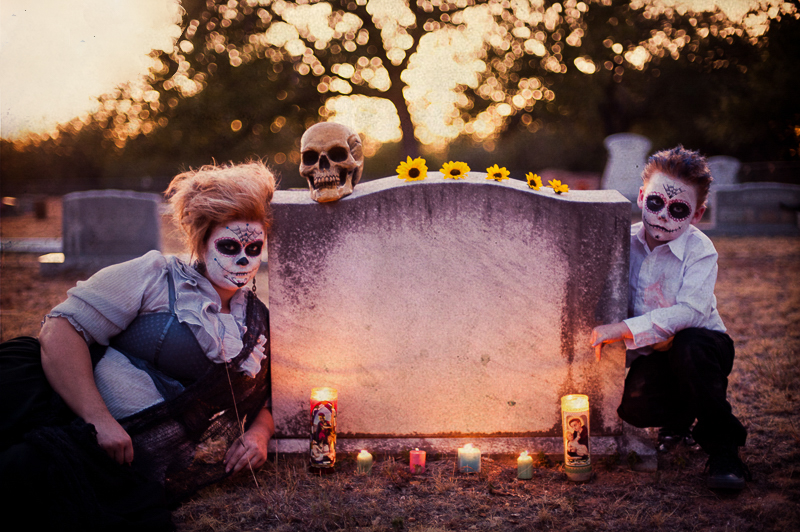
[638,172,705,245]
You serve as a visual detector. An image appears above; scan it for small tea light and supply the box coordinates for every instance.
[357,450,373,474]
[517,451,533,480]
[410,448,426,474]
[457,443,481,474]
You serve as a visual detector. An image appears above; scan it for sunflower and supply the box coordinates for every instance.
[526,172,542,190]
[440,161,470,180]
[396,156,428,181]
[486,164,510,181]
[548,179,569,194]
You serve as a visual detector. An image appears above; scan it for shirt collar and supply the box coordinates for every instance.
[634,222,693,260]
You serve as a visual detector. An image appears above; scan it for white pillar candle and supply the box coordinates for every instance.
[517,451,533,480]
[457,443,481,473]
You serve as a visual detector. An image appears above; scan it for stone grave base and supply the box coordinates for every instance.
[268,428,657,472]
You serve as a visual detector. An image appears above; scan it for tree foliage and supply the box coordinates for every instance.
[1,0,798,195]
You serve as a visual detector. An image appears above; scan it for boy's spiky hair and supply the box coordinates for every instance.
[642,145,713,208]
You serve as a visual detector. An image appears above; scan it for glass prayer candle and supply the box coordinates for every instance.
[561,394,591,482]
[310,387,338,469]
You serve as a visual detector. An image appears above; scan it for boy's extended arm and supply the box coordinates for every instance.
[590,322,633,361]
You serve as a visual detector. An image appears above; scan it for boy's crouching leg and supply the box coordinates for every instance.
[669,328,749,489]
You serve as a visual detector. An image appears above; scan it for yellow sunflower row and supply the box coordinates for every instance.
[395,157,569,194]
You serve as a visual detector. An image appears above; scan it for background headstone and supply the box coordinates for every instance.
[706,183,800,235]
[53,190,162,273]
[267,173,631,453]
[707,155,741,186]
[601,133,652,207]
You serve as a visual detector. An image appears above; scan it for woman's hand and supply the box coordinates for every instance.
[590,322,632,361]
[40,316,134,464]
[224,429,269,474]
[224,408,274,474]
[92,416,134,465]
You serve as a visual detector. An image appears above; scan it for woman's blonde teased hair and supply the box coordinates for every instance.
[165,161,277,259]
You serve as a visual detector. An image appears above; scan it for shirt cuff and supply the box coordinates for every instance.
[623,315,669,350]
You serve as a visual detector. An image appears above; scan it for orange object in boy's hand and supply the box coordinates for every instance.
[590,322,633,361]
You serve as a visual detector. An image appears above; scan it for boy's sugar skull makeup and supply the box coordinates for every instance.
[203,220,264,290]
[639,172,699,244]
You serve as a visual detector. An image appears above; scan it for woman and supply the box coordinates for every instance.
[0,161,276,530]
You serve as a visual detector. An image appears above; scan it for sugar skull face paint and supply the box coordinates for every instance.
[203,220,264,291]
[638,172,702,246]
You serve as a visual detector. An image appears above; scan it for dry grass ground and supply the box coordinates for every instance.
[1,198,799,531]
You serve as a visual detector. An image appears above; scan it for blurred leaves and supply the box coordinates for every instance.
[1,0,798,195]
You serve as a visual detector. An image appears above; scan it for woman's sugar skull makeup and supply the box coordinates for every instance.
[639,172,699,244]
[203,220,264,290]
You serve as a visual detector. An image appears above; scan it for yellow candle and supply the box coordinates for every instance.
[357,449,373,474]
[457,443,481,473]
[517,451,533,480]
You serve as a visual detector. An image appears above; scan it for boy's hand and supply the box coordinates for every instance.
[590,322,632,361]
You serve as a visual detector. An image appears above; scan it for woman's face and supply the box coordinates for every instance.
[202,220,265,292]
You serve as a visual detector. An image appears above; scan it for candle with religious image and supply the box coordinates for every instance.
[310,387,338,469]
[561,394,591,481]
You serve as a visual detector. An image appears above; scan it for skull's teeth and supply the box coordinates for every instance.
[313,172,340,189]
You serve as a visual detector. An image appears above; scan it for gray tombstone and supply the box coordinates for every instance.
[51,190,162,273]
[266,172,637,458]
[601,133,652,207]
[707,183,800,235]
[707,156,741,186]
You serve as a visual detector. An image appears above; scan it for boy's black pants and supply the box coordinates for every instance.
[617,327,747,454]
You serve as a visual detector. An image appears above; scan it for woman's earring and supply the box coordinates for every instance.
[252,275,257,295]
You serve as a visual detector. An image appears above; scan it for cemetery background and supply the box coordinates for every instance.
[1,1,799,529]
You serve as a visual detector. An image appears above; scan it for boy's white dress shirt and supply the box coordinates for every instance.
[623,222,726,357]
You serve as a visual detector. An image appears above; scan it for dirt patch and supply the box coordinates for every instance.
[1,201,799,531]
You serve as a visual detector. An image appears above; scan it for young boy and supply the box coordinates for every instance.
[591,145,749,489]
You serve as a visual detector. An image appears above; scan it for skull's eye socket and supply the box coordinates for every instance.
[668,201,692,220]
[645,194,665,213]
[328,146,349,162]
[302,151,320,166]
[215,239,241,256]
[244,241,263,257]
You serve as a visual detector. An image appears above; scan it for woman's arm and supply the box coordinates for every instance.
[224,407,274,474]
[39,316,134,465]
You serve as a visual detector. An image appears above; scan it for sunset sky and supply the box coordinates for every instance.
[0,0,774,142]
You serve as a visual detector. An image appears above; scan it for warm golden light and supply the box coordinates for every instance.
[561,394,590,412]
[310,387,338,403]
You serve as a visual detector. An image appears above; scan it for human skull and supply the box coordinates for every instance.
[299,122,364,203]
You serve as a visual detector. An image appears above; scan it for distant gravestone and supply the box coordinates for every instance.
[708,156,741,186]
[708,183,800,235]
[267,173,634,457]
[601,133,651,207]
[49,190,162,273]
